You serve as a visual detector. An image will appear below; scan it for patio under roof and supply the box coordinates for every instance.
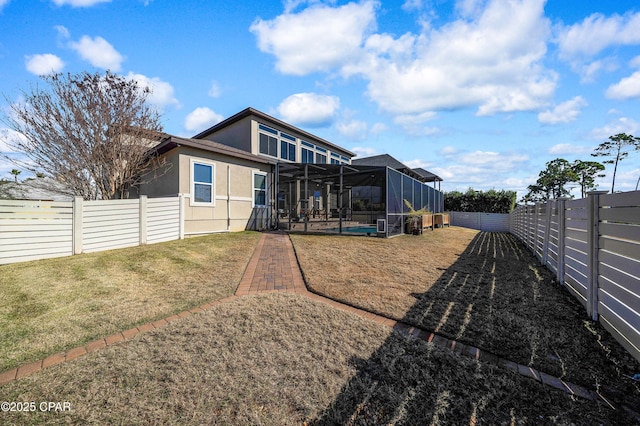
[274,162,443,237]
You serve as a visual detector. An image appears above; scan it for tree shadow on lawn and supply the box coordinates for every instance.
[313,232,640,424]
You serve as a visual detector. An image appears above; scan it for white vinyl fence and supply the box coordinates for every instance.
[510,191,640,362]
[0,196,183,265]
[449,211,510,232]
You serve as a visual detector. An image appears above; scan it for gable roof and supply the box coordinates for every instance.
[155,135,274,165]
[192,107,356,158]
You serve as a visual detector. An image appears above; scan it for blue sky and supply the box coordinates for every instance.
[1,0,639,198]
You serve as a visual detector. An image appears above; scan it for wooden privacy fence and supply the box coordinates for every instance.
[0,196,183,265]
[509,191,640,361]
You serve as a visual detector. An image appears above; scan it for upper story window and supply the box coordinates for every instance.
[315,153,327,164]
[259,133,278,157]
[257,123,349,164]
[301,148,314,163]
[191,159,215,206]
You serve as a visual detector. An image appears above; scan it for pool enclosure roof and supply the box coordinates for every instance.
[351,154,442,183]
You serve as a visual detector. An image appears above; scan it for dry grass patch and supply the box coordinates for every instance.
[1,293,632,425]
[291,229,640,406]
[0,232,260,371]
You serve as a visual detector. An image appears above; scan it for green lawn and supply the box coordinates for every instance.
[0,232,260,371]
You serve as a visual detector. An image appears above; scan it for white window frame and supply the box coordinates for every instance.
[190,159,216,207]
[252,171,268,208]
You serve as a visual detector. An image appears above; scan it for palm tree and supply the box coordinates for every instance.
[10,169,21,182]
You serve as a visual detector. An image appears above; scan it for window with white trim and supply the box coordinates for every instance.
[259,133,278,157]
[253,172,267,207]
[191,160,215,206]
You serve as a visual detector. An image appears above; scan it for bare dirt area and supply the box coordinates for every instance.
[290,228,640,411]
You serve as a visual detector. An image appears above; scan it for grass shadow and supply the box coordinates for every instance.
[311,231,640,424]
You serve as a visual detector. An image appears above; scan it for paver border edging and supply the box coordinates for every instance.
[284,232,624,411]
[0,295,240,387]
[0,231,630,417]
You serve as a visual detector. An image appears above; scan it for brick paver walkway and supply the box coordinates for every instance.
[0,231,618,410]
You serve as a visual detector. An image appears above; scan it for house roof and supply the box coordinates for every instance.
[155,135,274,165]
[192,107,356,158]
[1,178,74,201]
[351,154,427,181]
[412,167,442,183]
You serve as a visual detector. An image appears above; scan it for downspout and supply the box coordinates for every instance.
[227,165,231,231]
[304,164,309,232]
[339,165,343,234]
[274,163,279,230]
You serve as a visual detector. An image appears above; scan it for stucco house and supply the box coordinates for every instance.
[134,107,356,235]
[135,107,444,237]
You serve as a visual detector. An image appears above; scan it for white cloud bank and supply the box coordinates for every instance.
[69,35,124,71]
[252,0,556,118]
[126,72,179,109]
[276,93,340,127]
[51,0,110,7]
[250,1,378,76]
[25,53,65,75]
[184,107,223,133]
[556,11,640,59]
[538,96,587,125]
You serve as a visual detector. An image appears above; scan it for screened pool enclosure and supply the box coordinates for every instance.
[275,163,444,237]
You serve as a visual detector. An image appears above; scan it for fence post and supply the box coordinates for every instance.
[139,195,147,245]
[72,196,83,255]
[179,194,185,240]
[535,203,541,259]
[557,198,566,285]
[587,191,608,321]
[542,200,551,266]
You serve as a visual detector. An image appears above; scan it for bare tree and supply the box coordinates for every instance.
[1,71,168,200]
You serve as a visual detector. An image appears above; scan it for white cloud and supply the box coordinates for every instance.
[184,107,223,133]
[52,0,110,6]
[208,81,221,98]
[336,119,367,140]
[252,0,556,120]
[402,158,432,169]
[69,35,124,71]
[370,122,388,135]
[538,96,587,125]
[402,0,423,12]
[351,146,378,158]
[606,71,640,100]
[439,146,458,156]
[0,0,10,11]
[548,143,593,155]
[393,111,441,136]
[55,25,71,40]
[126,72,179,109]
[457,151,528,170]
[0,128,27,153]
[276,93,340,127]
[25,53,65,75]
[250,1,378,75]
[353,0,555,116]
[556,12,640,60]
[570,58,618,83]
[590,117,640,140]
